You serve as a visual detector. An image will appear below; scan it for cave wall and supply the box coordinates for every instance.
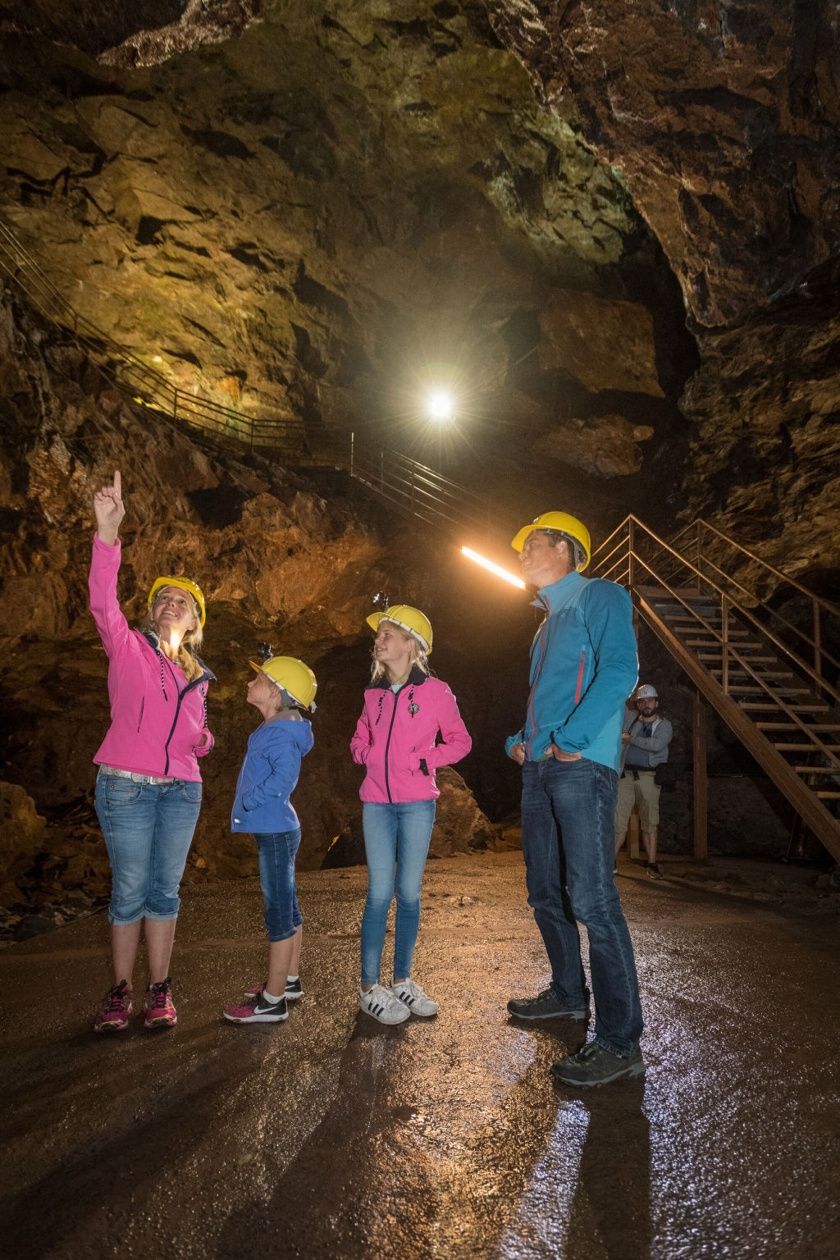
[490,0,840,570]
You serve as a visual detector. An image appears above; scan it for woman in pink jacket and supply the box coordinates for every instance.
[350,604,471,1024]
[89,470,214,1034]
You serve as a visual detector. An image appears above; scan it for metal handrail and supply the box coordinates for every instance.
[672,517,839,617]
[592,514,839,686]
[592,516,839,708]
[627,551,839,764]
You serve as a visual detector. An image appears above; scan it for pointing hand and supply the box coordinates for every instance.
[94,469,125,543]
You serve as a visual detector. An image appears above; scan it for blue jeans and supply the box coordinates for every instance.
[360,800,436,986]
[521,758,643,1056]
[255,830,303,942]
[95,772,203,925]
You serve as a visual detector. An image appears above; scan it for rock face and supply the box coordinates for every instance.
[490,0,840,573]
[492,0,840,330]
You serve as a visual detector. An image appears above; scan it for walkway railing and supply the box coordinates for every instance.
[347,432,490,535]
[0,216,303,450]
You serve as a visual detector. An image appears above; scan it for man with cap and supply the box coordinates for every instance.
[505,512,644,1087]
[615,684,673,878]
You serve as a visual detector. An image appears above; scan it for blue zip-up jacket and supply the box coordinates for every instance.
[231,713,314,833]
[505,571,638,772]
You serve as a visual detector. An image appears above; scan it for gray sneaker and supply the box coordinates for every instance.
[551,1041,645,1087]
[507,987,589,1020]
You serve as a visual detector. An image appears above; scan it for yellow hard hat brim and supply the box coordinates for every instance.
[365,610,431,653]
[148,576,206,625]
[510,524,536,553]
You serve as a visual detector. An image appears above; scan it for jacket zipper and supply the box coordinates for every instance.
[382,688,402,804]
[574,649,585,704]
[525,611,551,759]
[163,673,208,776]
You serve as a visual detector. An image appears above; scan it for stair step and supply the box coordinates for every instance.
[698,653,776,663]
[815,791,840,800]
[774,744,840,752]
[758,722,840,731]
[795,764,840,773]
[685,639,766,649]
[709,670,796,680]
[714,683,811,695]
[741,702,829,712]
[667,620,753,635]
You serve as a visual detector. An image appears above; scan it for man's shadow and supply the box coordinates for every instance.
[564,1079,651,1260]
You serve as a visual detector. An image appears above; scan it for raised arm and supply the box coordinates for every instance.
[89,469,134,658]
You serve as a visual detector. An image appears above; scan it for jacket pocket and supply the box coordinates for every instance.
[136,697,145,733]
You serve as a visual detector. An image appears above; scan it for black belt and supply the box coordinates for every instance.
[623,768,655,779]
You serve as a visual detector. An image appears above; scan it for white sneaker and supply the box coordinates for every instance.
[359,984,410,1025]
[391,978,438,1017]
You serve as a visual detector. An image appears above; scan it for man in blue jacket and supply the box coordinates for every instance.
[505,511,644,1086]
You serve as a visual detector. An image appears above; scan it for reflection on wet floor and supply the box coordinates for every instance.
[1,853,838,1259]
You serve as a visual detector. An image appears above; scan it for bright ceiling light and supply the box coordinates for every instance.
[426,389,454,422]
[461,546,526,589]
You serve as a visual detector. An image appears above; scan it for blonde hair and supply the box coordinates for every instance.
[369,621,429,684]
[145,597,205,683]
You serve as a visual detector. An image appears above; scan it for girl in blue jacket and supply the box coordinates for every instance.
[223,655,317,1024]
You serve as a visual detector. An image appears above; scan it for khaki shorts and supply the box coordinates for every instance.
[615,770,660,835]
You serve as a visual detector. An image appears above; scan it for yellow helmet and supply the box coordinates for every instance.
[248,656,318,711]
[148,576,206,626]
[366,605,433,654]
[510,511,592,570]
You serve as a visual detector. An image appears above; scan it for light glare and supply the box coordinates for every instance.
[427,389,454,422]
[461,546,526,589]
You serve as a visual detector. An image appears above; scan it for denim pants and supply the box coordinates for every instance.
[95,772,203,925]
[521,758,643,1056]
[360,800,436,986]
[255,830,303,942]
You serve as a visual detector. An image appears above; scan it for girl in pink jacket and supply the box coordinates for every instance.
[89,471,214,1034]
[350,604,471,1024]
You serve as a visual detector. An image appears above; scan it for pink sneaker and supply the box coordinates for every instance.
[244,977,303,1001]
[94,980,133,1033]
[224,993,288,1024]
[144,977,177,1029]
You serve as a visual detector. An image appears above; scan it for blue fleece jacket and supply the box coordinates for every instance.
[505,571,638,772]
[231,713,314,833]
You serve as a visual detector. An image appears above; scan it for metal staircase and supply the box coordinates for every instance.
[591,516,840,862]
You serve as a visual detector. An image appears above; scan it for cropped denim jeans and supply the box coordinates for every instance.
[255,829,303,942]
[521,757,643,1057]
[95,772,202,925]
[360,800,436,986]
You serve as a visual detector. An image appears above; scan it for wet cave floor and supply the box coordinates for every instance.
[1,852,838,1259]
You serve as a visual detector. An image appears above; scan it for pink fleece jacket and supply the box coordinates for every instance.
[350,666,472,803]
[89,535,214,781]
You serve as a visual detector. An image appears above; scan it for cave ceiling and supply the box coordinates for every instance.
[0,0,681,491]
[0,0,838,572]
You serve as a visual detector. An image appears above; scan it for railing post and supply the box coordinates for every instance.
[350,430,355,478]
[627,517,636,590]
[694,520,702,593]
[813,599,821,678]
[693,689,709,861]
[721,595,729,694]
